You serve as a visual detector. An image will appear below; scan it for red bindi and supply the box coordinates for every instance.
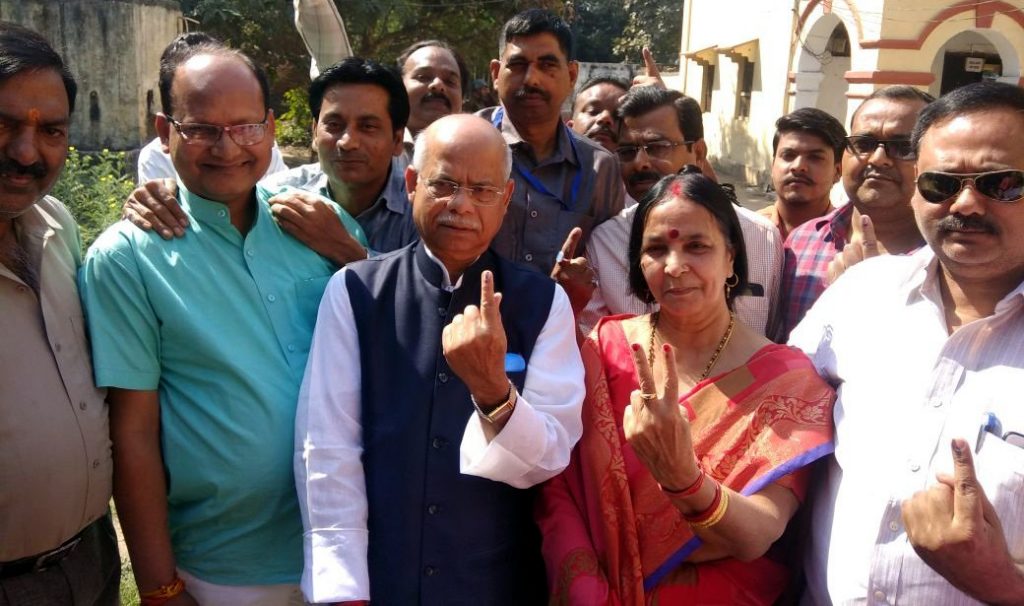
[668,228,680,240]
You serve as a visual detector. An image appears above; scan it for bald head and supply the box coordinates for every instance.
[406,114,514,279]
[413,114,512,180]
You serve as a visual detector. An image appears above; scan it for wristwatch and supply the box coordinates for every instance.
[472,382,517,424]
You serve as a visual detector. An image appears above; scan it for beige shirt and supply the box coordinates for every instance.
[0,196,111,560]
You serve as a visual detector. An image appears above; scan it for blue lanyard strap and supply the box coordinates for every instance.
[491,107,583,212]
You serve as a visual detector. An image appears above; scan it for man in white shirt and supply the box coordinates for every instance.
[790,80,1024,605]
[294,114,584,605]
[581,86,782,337]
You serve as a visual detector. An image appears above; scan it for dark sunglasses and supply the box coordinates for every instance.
[916,169,1024,203]
[844,135,916,161]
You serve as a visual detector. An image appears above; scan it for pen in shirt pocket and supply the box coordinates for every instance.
[977,412,1003,453]
[975,412,1024,452]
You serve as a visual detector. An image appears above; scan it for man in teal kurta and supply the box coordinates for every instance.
[80,44,359,604]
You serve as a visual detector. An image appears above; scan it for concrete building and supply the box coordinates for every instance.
[1,0,183,150]
[678,0,1024,185]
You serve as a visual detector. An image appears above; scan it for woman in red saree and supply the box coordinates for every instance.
[539,169,835,605]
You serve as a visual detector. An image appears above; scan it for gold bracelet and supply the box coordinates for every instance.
[689,487,730,530]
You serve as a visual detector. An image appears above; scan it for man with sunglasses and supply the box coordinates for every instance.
[294,114,583,604]
[579,85,783,337]
[80,44,352,604]
[790,80,1024,604]
[780,86,933,339]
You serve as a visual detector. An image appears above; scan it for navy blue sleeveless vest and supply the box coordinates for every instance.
[345,242,554,606]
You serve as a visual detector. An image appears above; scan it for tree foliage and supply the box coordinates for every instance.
[177,0,682,98]
[341,0,565,81]
[612,0,683,67]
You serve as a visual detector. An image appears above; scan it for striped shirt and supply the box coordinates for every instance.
[790,248,1024,605]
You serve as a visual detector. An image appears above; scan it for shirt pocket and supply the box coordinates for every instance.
[974,435,1024,560]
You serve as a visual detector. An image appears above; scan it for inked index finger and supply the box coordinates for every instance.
[860,214,879,258]
[479,270,499,325]
[950,438,984,524]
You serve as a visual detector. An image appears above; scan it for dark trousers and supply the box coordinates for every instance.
[0,514,120,606]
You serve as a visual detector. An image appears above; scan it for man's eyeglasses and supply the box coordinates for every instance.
[615,140,693,163]
[916,169,1024,203]
[165,112,270,147]
[844,135,916,161]
[425,178,505,206]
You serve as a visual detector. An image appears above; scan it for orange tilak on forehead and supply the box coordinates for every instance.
[26,108,41,124]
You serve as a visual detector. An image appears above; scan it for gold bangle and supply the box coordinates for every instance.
[689,488,730,530]
[140,576,186,604]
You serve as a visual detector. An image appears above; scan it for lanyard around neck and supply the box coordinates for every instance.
[491,107,582,212]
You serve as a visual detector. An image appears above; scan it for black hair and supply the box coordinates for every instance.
[499,9,573,60]
[772,107,846,160]
[851,84,935,128]
[618,86,704,143]
[309,56,409,131]
[396,39,469,98]
[572,76,629,108]
[628,166,749,308]
[912,81,1024,155]
[0,22,77,113]
[159,31,220,64]
[158,43,270,116]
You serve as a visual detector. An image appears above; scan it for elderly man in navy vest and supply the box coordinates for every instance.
[294,113,585,605]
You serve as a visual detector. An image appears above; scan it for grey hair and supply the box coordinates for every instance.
[411,126,512,181]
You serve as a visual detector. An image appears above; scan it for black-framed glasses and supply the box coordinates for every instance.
[844,135,916,161]
[916,169,1024,203]
[165,112,270,146]
[615,140,694,163]
[424,178,505,206]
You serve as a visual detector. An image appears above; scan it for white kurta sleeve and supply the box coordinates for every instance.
[294,268,370,602]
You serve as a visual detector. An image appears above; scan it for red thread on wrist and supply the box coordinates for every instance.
[660,468,705,498]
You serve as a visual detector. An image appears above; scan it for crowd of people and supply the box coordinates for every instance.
[3,6,1023,606]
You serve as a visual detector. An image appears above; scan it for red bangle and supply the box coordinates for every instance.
[660,469,705,498]
[683,480,723,525]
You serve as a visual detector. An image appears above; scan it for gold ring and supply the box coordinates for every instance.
[640,392,657,402]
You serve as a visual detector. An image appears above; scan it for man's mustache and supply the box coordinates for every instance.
[0,158,47,179]
[937,213,997,235]
[513,86,550,102]
[586,124,617,142]
[421,92,451,108]
[628,171,662,187]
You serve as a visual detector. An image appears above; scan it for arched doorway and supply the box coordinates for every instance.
[794,14,852,125]
[929,30,1018,97]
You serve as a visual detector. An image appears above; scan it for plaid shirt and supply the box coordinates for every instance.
[779,203,853,340]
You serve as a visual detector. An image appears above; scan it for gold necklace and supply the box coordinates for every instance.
[647,311,736,381]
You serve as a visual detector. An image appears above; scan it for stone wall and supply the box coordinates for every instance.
[0,0,182,150]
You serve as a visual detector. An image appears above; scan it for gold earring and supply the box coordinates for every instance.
[725,273,739,298]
